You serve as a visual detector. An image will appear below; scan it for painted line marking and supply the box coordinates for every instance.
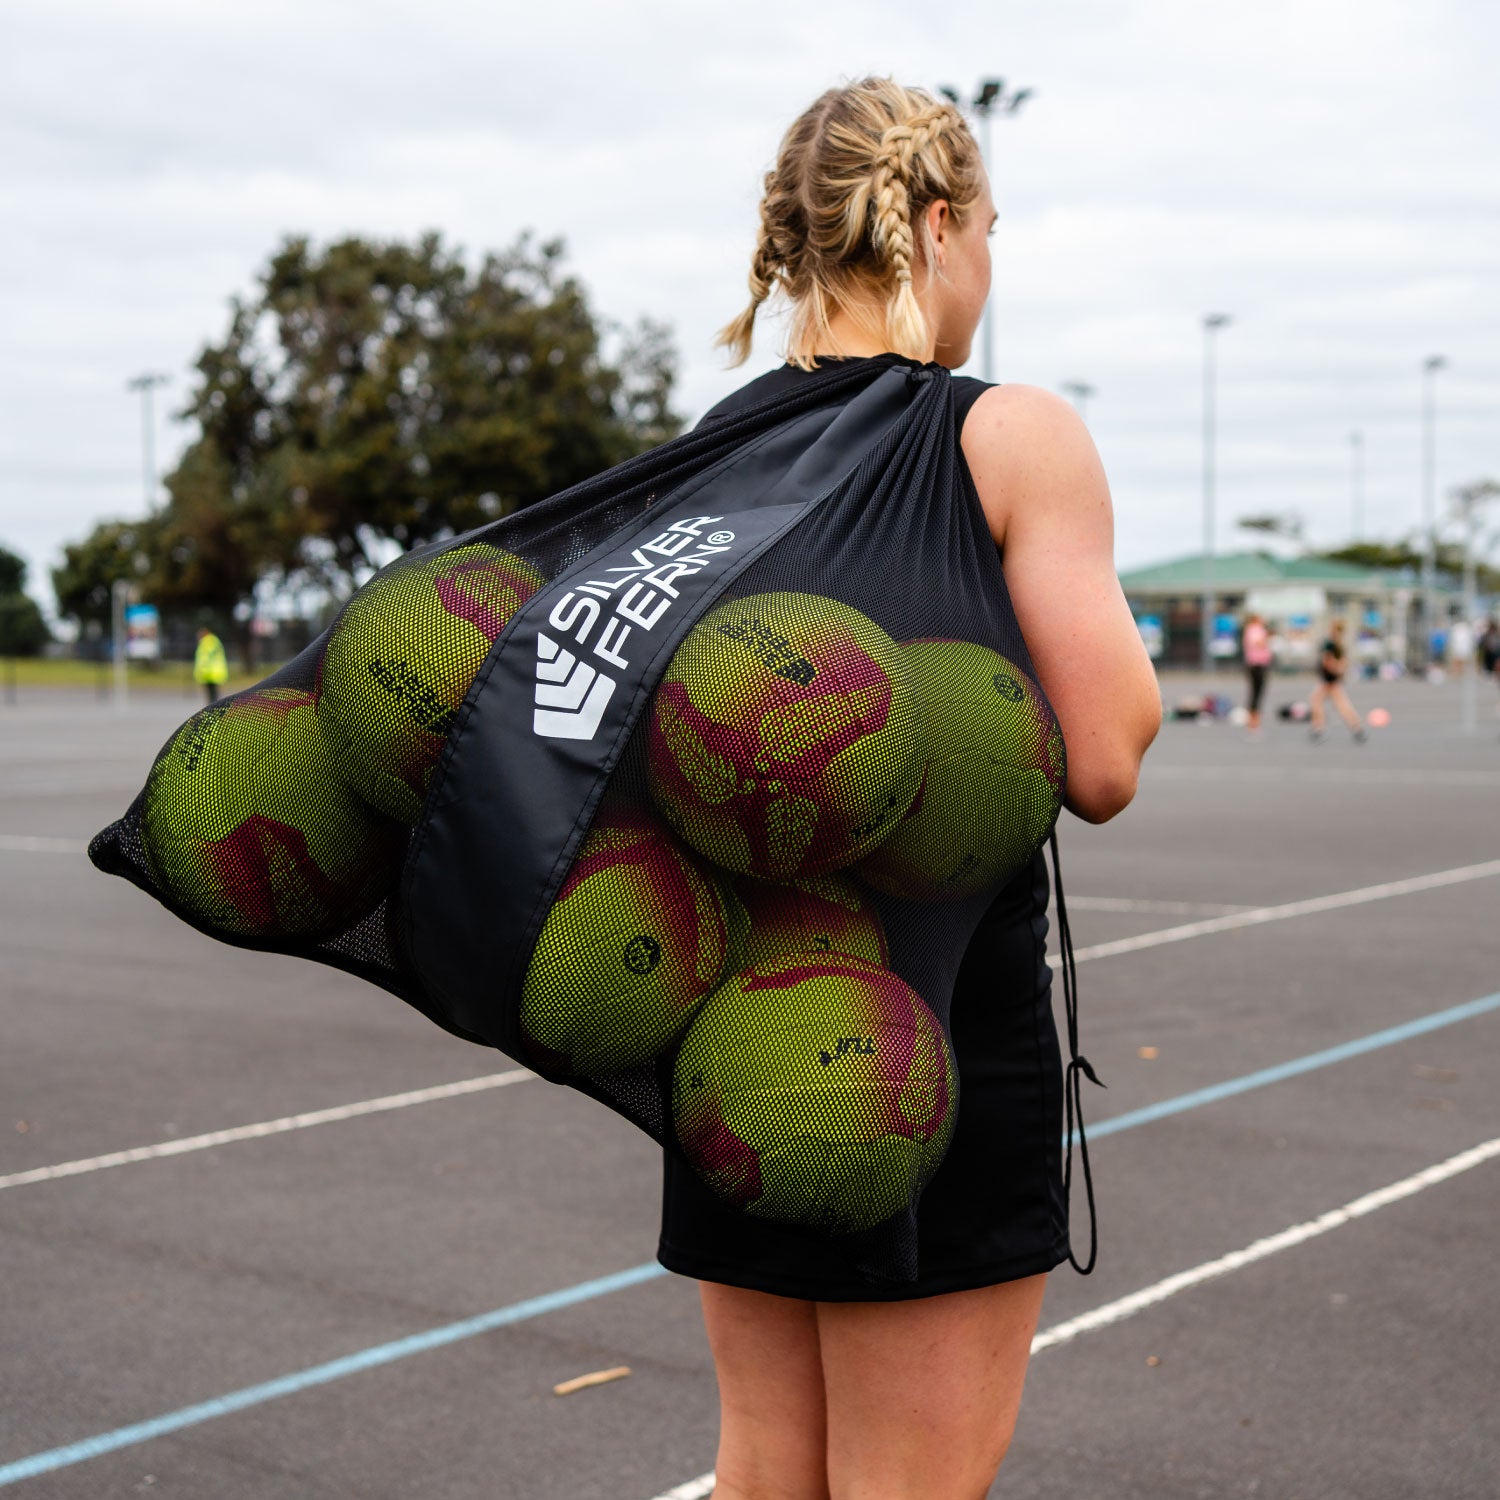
[2,991,1495,1489]
[647,1135,1500,1500]
[1029,1135,1500,1350]
[1144,765,1500,789]
[0,1070,534,1191]
[0,1264,667,1488]
[1066,858,1500,966]
[1066,896,1252,916]
[0,834,88,854]
[1078,992,1500,1143]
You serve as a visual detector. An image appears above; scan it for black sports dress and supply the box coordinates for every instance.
[655,360,1071,1300]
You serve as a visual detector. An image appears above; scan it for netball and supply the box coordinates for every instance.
[140,687,404,939]
[317,543,545,823]
[858,640,1066,902]
[671,954,956,1233]
[519,808,731,1079]
[646,592,924,880]
[732,872,889,968]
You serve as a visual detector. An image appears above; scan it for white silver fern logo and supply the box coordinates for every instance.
[533,632,617,740]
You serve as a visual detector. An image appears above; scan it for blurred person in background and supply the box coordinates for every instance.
[193,627,228,704]
[1446,616,1474,677]
[1241,611,1272,734]
[1309,619,1366,744]
[1479,619,1500,716]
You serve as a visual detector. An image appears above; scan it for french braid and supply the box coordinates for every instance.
[715,80,980,368]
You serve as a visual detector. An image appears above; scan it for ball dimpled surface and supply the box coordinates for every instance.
[519,808,731,1078]
[141,687,404,938]
[731,873,889,969]
[646,593,923,879]
[857,640,1065,902]
[317,543,544,823]
[671,955,957,1234]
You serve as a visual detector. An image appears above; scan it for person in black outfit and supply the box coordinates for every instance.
[666,77,1161,1500]
[1309,619,1366,743]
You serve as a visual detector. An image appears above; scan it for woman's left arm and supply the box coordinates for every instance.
[963,384,1161,824]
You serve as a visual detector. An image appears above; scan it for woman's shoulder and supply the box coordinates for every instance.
[960,383,1100,533]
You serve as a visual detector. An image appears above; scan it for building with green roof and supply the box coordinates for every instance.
[1116,551,1443,667]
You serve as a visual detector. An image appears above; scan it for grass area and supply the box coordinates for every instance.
[0,657,274,695]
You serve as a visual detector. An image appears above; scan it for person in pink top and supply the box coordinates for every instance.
[1242,612,1273,731]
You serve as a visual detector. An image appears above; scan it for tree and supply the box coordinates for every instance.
[170,231,681,594]
[51,520,159,632]
[0,544,51,657]
[1317,536,1499,593]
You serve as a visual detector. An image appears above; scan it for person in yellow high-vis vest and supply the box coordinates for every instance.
[193,628,229,704]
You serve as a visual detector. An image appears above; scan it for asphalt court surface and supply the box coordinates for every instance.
[1,674,1496,1498]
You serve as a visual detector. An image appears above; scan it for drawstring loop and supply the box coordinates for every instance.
[1050,829,1104,1276]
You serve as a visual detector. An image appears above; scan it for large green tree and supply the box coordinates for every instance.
[0,545,51,657]
[169,231,681,593]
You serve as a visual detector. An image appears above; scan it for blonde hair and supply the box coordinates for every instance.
[716,77,983,370]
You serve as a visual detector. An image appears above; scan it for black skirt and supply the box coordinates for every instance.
[657,851,1070,1300]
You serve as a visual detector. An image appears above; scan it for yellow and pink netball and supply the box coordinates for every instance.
[646,593,923,880]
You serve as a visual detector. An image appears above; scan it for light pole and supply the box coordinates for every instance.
[1420,355,1446,665]
[126,372,170,510]
[938,79,1032,382]
[1062,380,1096,425]
[120,372,168,710]
[1348,429,1365,542]
[1201,313,1232,673]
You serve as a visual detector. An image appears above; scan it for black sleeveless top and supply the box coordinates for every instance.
[656,358,1072,1300]
[699,359,993,439]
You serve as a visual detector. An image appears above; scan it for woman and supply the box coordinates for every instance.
[1242,612,1273,732]
[1308,618,1367,743]
[661,79,1160,1498]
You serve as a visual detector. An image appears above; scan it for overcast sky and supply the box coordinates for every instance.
[3,0,1497,612]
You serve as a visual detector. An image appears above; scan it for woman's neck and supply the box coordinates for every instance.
[810,306,934,363]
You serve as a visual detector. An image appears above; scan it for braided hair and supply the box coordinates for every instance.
[716,78,982,369]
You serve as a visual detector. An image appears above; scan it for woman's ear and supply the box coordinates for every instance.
[925,198,951,267]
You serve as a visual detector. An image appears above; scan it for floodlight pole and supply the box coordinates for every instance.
[939,79,1031,383]
[127,372,170,510]
[120,372,168,712]
[1420,355,1446,666]
[1201,314,1232,674]
[1062,380,1096,425]
[1348,429,1364,542]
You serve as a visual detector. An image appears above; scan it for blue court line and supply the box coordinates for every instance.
[1075,991,1500,1144]
[4,990,1497,1488]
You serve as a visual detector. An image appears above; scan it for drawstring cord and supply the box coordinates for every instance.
[1050,829,1104,1275]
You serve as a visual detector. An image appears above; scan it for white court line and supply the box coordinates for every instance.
[1066,857,1500,966]
[1145,765,1500,789]
[5,859,1494,1191]
[1066,896,1251,916]
[646,1135,1500,1500]
[0,1070,533,1191]
[0,834,88,854]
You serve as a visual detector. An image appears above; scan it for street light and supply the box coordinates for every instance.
[126,371,170,510]
[1420,355,1447,665]
[1201,313,1232,674]
[938,78,1033,382]
[1061,380,1096,425]
[120,371,168,712]
[1348,429,1365,542]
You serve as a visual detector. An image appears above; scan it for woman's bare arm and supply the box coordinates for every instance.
[962,384,1160,824]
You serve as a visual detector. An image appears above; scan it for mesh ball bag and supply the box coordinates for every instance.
[91,355,1095,1286]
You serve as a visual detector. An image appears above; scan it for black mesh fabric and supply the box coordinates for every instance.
[90,354,1067,1286]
